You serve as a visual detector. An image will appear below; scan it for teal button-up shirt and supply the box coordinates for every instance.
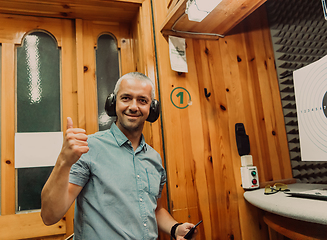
[69,123,166,240]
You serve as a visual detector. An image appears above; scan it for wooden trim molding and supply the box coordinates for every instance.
[1,43,15,215]
[264,212,327,240]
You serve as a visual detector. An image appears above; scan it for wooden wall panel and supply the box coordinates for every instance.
[152,1,292,239]
[81,20,98,135]
[60,19,76,238]
[1,43,15,215]
[242,7,293,181]
[119,23,136,75]
[75,19,86,130]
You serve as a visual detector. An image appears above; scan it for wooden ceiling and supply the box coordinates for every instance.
[0,0,142,23]
[0,0,268,39]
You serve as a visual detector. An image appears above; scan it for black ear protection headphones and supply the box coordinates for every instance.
[105,93,160,123]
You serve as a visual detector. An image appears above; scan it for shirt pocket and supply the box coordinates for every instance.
[145,168,161,197]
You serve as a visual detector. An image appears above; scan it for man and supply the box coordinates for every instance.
[41,72,198,239]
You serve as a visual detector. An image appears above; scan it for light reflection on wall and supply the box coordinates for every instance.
[25,35,42,104]
[98,112,116,128]
[98,111,110,127]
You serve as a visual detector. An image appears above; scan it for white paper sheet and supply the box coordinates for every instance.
[169,36,188,73]
[293,54,327,161]
[15,132,63,168]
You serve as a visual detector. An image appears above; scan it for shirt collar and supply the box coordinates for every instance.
[110,123,146,151]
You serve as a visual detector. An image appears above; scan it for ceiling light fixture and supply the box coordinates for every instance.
[185,0,223,22]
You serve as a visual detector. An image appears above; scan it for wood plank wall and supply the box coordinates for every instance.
[151,1,293,239]
[0,0,294,239]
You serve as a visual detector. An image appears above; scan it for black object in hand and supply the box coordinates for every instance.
[184,220,202,239]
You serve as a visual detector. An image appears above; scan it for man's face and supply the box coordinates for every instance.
[115,77,152,135]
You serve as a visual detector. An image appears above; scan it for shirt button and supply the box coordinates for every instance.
[140,198,143,202]
[144,223,147,227]
[137,175,140,178]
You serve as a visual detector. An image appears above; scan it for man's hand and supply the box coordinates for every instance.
[175,222,198,240]
[155,200,199,240]
[59,117,89,167]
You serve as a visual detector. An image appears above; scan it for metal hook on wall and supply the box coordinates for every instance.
[204,88,211,98]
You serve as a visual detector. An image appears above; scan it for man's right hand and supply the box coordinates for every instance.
[41,117,87,225]
[60,117,89,167]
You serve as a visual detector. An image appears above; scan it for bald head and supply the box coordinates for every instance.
[114,72,155,100]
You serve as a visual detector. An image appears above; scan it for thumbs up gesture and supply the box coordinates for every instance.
[60,117,89,167]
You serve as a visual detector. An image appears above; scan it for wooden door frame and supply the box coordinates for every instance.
[0,14,74,239]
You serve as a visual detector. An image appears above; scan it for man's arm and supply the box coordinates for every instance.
[155,198,197,240]
[41,117,89,225]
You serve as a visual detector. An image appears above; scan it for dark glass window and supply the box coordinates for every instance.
[96,34,120,131]
[16,31,60,211]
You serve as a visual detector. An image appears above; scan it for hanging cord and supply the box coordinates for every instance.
[150,0,172,214]
[64,233,74,240]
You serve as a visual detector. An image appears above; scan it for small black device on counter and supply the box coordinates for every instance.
[235,123,250,156]
[184,220,203,239]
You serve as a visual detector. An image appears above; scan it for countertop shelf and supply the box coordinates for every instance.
[244,183,327,225]
[160,0,267,39]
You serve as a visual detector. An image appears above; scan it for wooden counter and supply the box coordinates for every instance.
[244,183,327,239]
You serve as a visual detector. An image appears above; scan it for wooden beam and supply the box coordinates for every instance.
[1,43,16,215]
[264,212,327,240]
[167,0,180,13]
[160,0,267,37]
[160,0,187,33]
[75,19,86,130]
[161,29,221,40]
[0,0,141,23]
[110,0,144,3]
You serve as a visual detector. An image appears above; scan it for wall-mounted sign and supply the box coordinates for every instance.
[294,54,327,161]
[170,87,192,109]
[169,36,188,73]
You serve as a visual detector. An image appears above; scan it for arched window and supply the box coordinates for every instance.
[95,33,120,131]
[16,31,61,211]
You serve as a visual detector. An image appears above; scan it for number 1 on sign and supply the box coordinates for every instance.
[170,87,191,109]
[176,91,184,105]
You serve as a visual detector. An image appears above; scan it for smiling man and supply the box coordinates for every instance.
[114,75,153,150]
[41,72,197,240]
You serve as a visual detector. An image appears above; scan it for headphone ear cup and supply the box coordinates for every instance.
[105,93,117,117]
[146,99,160,123]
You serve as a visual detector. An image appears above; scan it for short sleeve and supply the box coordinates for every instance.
[158,169,167,198]
[69,156,91,187]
